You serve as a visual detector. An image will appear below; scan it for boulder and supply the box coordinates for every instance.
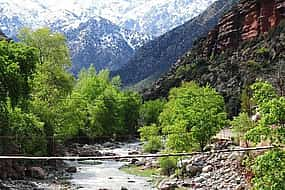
[202,165,213,173]
[186,165,202,177]
[28,167,46,179]
[66,166,77,173]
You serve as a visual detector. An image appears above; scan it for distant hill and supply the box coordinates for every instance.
[114,0,238,87]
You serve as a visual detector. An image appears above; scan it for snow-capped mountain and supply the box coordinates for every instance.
[58,16,150,73]
[0,0,150,72]
[0,0,218,73]
[0,0,218,37]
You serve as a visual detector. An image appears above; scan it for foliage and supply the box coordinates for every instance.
[0,40,37,106]
[0,40,38,154]
[244,81,285,189]
[246,81,285,145]
[231,112,255,143]
[159,156,177,176]
[251,149,285,190]
[250,80,277,105]
[139,99,165,126]
[18,28,74,155]
[59,66,142,140]
[139,124,162,153]
[7,104,46,155]
[159,82,227,151]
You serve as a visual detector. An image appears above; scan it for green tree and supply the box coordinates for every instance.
[0,40,38,154]
[139,99,165,126]
[139,124,162,153]
[18,28,74,155]
[160,82,227,152]
[251,149,285,190]
[59,66,142,140]
[245,81,285,190]
[231,112,254,146]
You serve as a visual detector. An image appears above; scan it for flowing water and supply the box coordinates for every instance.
[68,142,157,190]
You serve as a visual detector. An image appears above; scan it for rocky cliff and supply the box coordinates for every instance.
[144,0,285,116]
[203,0,285,56]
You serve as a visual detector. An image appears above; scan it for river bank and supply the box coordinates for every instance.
[0,139,250,190]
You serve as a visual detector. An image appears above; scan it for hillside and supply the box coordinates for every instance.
[114,0,238,87]
[143,0,285,116]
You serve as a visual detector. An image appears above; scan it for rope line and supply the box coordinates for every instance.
[0,146,278,160]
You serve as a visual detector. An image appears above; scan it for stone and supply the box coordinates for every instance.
[66,166,77,173]
[186,165,202,177]
[202,165,213,173]
[135,160,145,167]
[27,167,46,180]
[194,176,206,183]
[130,158,139,164]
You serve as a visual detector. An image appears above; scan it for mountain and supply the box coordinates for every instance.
[0,1,150,73]
[114,0,238,87]
[57,16,150,73]
[0,0,219,37]
[143,0,285,116]
[115,0,218,37]
[0,0,219,73]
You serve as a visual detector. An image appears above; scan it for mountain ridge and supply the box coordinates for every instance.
[114,0,238,87]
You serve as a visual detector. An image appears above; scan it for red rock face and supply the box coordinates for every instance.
[205,0,285,55]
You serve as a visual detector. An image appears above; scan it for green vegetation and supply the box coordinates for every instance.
[238,80,285,190]
[160,82,227,152]
[231,112,254,145]
[1,26,284,190]
[0,28,142,156]
[120,165,160,178]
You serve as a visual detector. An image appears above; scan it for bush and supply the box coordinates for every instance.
[252,149,285,190]
[8,106,47,156]
[143,137,162,153]
[139,124,162,153]
[159,156,177,176]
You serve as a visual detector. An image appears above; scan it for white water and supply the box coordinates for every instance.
[68,142,157,190]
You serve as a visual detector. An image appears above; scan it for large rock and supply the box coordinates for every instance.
[66,166,77,173]
[186,165,202,177]
[28,167,46,179]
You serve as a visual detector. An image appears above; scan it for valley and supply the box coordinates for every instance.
[1,0,285,190]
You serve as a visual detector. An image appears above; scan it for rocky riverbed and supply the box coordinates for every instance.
[0,140,251,190]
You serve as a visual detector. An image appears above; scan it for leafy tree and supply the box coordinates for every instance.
[0,40,38,154]
[246,81,285,145]
[18,28,74,155]
[139,99,165,126]
[59,66,142,140]
[7,103,46,156]
[160,82,227,151]
[0,40,37,106]
[231,112,255,145]
[245,81,285,189]
[251,149,285,190]
[139,124,162,153]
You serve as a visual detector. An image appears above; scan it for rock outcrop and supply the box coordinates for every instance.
[144,0,285,116]
[205,0,285,56]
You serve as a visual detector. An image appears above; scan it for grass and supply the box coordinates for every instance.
[120,164,160,178]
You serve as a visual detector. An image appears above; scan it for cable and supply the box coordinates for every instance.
[0,146,278,160]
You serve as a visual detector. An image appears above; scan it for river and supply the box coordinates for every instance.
[67,142,157,190]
